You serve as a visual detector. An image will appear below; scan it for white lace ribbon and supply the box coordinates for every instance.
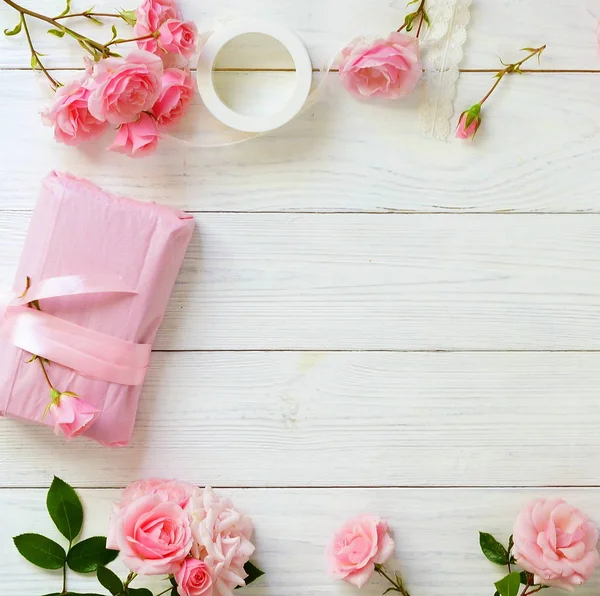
[418,0,472,139]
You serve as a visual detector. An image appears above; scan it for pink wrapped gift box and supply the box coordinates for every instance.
[0,172,194,446]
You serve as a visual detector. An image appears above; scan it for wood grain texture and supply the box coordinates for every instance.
[0,351,599,488]
[0,0,597,69]
[2,487,600,595]
[3,211,600,350]
[2,70,600,213]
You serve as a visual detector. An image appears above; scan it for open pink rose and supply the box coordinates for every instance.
[339,33,422,99]
[327,515,395,588]
[49,394,100,439]
[134,0,180,54]
[42,81,107,146]
[158,20,198,59]
[88,51,163,125]
[119,479,195,510]
[109,113,160,157]
[175,557,213,596]
[190,487,255,596]
[513,498,600,590]
[107,494,193,575]
[152,68,194,126]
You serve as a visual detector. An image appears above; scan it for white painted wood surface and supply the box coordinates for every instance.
[1,0,600,594]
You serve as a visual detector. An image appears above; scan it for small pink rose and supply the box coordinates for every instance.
[49,393,100,440]
[157,20,198,59]
[134,0,180,54]
[152,68,194,126]
[327,515,395,588]
[88,51,163,125]
[109,113,160,158]
[456,107,481,140]
[42,81,107,146]
[513,498,600,591]
[119,478,195,510]
[175,557,213,596]
[339,33,422,99]
[107,494,193,575]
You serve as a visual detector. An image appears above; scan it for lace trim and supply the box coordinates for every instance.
[419,0,472,140]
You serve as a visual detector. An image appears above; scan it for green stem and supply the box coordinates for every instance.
[55,12,124,20]
[397,0,427,33]
[38,357,55,390]
[107,32,157,48]
[155,588,172,596]
[375,565,410,596]
[21,14,61,89]
[124,572,138,588]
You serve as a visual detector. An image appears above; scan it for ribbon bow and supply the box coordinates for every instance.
[0,275,151,386]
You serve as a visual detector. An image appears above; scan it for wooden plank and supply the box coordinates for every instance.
[1,70,600,213]
[1,351,599,487]
[3,211,600,350]
[2,487,600,594]
[0,0,596,69]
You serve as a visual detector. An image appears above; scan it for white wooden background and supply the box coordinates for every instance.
[1,0,600,594]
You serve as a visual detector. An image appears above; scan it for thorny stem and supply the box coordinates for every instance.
[375,564,411,596]
[479,45,546,106]
[21,14,61,89]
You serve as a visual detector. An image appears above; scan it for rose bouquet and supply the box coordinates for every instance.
[3,0,198,156]
[14,477,264,596]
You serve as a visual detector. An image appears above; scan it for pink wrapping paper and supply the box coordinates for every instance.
[0,172,194,446]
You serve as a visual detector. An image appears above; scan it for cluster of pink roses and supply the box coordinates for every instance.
[43,0,197,157]
[107,479,256,596]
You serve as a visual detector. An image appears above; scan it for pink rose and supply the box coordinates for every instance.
[42,81,107,146]
[119,479,195,510]
[327,516,395,588]
[190,487,255,596]
[107,494,193,575]
[175,558,213,596]
[513,498,600,591]
[152,69,194,126]
[88,51,163,125]
[49,393,100,440]
[456,104,481,140]
[157,20,198,59]
[109,113,160,158]
[134,0,180,54]
[338,33,422,99]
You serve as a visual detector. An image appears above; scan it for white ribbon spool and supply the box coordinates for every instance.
[196,19,314,133]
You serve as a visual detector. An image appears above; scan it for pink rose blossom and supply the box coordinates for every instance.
[42,81,107,146]
[88,51,163,125]
[48,394,100,439]
[513,498,600,591]
[134,0,180,54]
[190,487,255,596]
[152,68,194,126]
[109,113,160,158]
[157,20,198,59]
[119,479,195,510]
[338,33,422,99]
[107,494,193,575]
[175,557,213,596]
[327,515,395,588]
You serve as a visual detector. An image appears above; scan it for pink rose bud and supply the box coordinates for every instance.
[338,32,422,99]
[88,50,163,125]
[152,68,194,127]
[327,515,395,588]
[175,558,213,596]
[456,103,482,139]
[49,392,100,440]
[42,81,107,146]
[157,20,199,59]
[109,112,160,158]
[513,498,600,590]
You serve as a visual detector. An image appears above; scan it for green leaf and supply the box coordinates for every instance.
[59,0,72,17]
[30,54,39,69]
[110,25,118,42]
[242,561,265,586]
[118,9,137,27]
[47,28,66,38]
[494,572,521,596]
[67,536,118,573]
[129,589,153,596]
[4,20,22,36]
[47,476,83,541]
[479,532,509,565]
[404,12,416,31]
[13,533,67,570]
[97,566,123,595]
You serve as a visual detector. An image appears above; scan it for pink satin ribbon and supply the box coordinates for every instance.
[0,275,151,386]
